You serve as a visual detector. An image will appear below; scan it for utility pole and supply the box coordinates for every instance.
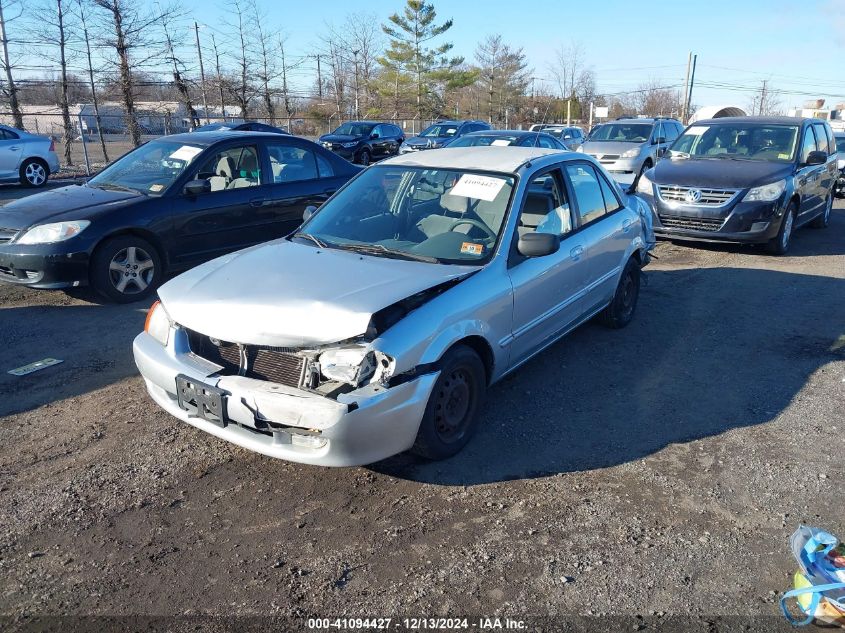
[566,99,571,126]
[194,22,210,124]
[211,33,225,119]
[758,80,768,115]
[352,49,360,120]
[686,54,698,120]
[681,51,692,123]
[589,102,594,131]
[0,0,22,129]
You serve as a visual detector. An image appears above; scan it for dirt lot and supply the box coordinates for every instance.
[0,196,843,632]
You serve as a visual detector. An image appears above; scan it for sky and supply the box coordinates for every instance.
[23,0,845,114]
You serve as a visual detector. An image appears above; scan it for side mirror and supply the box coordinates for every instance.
[184,179,210,195]
[303,205,317,222]
[370,132,379,139]
[656,147,668,158]
[517,232,560,258]
[652,136,666,145]
[806,150,827,166]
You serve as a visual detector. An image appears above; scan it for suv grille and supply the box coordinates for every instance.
[186,329,306,388]
[657,185,738,206]
[658,214,725,232]
[0,228,18,244]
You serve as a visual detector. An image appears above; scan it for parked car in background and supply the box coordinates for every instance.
[0,124,61,187]
[318,121,404,165]
[578,117,684,187]
[446,129,566,149]
[0,132,359,302]
[833,131,845,198]
[133,146,654,466]
[192,121,289,134]
[399,120,490,153]
[636,116,836,254]
[542,126,586,151]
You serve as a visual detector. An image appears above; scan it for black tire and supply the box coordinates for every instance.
[411,345,486,461]
[20,158,49,187]
[600,257,641,329]
[356,149,371,166]
[90,235,162,303]
[766,201,797,255]
[810,192,832,229]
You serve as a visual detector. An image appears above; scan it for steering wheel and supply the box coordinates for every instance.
[448,218,497,241]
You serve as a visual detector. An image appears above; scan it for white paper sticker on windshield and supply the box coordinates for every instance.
[491,139,512,146]
[450,174,507,201]
[169,145,203,162]
[686,126,709,136]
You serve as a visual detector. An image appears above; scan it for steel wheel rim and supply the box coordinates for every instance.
[108,246,155,295]
[782,211,794,249]
[620,271,636,318]
[433,368,472,444]
[25,163,46,186]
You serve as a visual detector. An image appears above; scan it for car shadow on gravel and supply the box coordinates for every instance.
[373,266,845,485]
[0,301,147,416]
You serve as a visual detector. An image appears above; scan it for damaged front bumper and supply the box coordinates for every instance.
[133,330,439,467]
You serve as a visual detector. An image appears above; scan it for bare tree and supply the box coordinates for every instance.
[210,32,224,116]
[76,0,108,161]
[634,80,681,117]
[222,0,255,119]
[0,0,23,128]
[160,11,197,127]
[748,80,783,116]
[550,40,585,100]
[474,34,530,124]
[249,0,276,120]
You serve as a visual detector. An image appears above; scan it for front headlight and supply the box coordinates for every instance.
[637,173,654,194]
[621,147,640,158]
[144,300,171,346]
[319,345,376,385]
[341,141,358,148]
[743,179,786,202]
[16,220,90,245]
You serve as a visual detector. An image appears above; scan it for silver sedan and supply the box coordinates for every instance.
[0,124,61,187]
[133,147,655,466]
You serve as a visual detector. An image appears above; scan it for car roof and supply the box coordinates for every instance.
[160,131,300,145]
[463,130,533,137]
[691,116,813,126]
[380,146,566,173]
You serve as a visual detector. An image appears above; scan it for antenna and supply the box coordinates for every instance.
[534,97,554,147]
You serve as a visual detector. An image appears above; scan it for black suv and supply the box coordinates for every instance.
[399,120,491,153]
[636,116,836,254]
[318,121,405,165]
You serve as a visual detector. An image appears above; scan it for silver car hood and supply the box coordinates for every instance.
[581,141,641,155]
[158,240,477,348]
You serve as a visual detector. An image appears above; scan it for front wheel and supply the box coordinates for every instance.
[20,158,48,187]
[600,256,641,329]
[90,235,162,303]
[767,202,797,255]
[356,149,371,166]
[411,345,486,461]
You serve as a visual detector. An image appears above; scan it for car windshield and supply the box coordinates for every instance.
[87,140,204,195]
[297,166,515,264]
[419,124,460,138]
[588,123,652,142]
[333,122,374,136]
[836,136,845,153]
[448,135,521,147]
[670,123,800,162]
[193,123,237,132]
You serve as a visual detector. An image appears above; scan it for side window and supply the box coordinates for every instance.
[800,126,818,163]
[537,135,557,149]
[598,173,623,213]
[371,125,383,138]
[392,125,403,137]
[267,143,319,183]
[664,123,679,142]
[813,124,832,155]
[517,170,572,238]
[316,153,333,178]
[565,163,608,225]
[192,145,261,192]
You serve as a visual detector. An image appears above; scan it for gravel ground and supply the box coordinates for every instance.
[0,198,843,632]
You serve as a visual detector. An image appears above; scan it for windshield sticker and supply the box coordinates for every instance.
[778,153,790,160]
[450,174,507,201]
[446,128,457,134]
[149,183,165,192]
[168,145,203,162]
[491,139,512,146]
[686,126,709,136]
[460,242,484,256]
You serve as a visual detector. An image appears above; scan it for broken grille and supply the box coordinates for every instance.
[658,214,725,232]
[186,329,306,388]
[657,185,738,206]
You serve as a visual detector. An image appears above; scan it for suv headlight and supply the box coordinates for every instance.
[637,173,654,194]
[319,345,376,386]
[621,147,641,158]
[144,300,171,346]
[16,220,90,245]
[742,179,786,202]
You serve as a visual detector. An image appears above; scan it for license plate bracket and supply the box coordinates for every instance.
[176,374,227,427]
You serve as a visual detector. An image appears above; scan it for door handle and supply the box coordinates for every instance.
[570,245,584,260]
[249,197,266,208]
[9,146,19,151]
[621,218,633,233]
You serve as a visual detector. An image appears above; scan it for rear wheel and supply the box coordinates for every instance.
[20,158,48,187]
[90,235,162,303]
[810,192,832,228]
[356,149,371,166]
[600,256,640,329]
[767,201,797,255]
[411,345,486,461]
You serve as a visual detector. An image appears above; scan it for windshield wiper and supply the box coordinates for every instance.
[89,182,144,194]
[335,242,440,263]
[292,232,329,249]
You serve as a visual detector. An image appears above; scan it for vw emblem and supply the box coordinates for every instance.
[684,188,702,204]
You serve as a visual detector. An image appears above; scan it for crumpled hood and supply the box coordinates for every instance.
[581,140,642,156]
[0,184,140,231]
[159,240,477,348]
